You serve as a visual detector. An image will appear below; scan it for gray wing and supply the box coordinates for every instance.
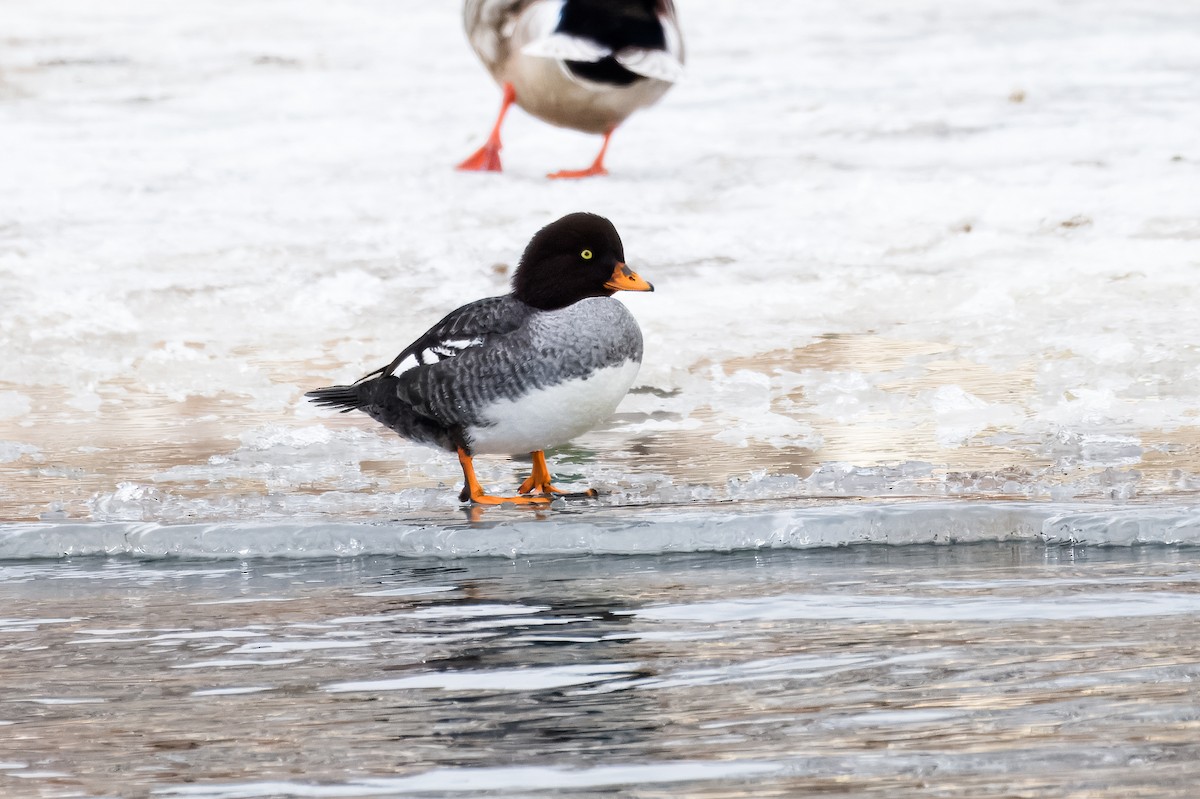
[392,318,541,431]
[396,297,643,432]
[363,295,532,382]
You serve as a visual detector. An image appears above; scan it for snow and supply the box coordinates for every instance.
[2,0,1200,526]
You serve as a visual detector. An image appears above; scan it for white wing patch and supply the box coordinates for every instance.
[427,337,484,362]
[521,33,611,63]
[386,352,422,375]
[615,47,685,82]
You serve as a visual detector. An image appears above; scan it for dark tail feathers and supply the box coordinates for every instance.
[306,375,457,452]
[305,382,371,414]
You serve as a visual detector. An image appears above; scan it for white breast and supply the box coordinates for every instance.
[466,359,641,455]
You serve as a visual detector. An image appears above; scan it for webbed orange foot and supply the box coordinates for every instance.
[547,164,608,180]
[517,451,599,499]
[547,129,613,180]
[457,142,503,172]
[468,491,552,506]
[457,447,551,506]
[457,83,515,174]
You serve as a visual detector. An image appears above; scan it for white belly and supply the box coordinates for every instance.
[505,54,671,134]
[466,360,641,455]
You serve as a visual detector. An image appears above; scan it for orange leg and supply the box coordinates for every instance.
[518,451,598,498]
[457,83,516,172]
[548,129,614,180]
[457,447,550,505]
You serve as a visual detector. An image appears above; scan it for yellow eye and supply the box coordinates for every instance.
[581,249,593,260]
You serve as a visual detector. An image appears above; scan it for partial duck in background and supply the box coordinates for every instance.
[458,0,684,178]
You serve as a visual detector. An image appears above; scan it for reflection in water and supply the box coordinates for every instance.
[2,546,1200,797]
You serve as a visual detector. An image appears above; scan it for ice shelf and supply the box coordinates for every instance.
[3,500,1200,560]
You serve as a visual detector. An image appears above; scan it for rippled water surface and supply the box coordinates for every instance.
[4,544,1200,798]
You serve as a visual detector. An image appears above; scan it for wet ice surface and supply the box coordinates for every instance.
[3,0,1200,521]
[3,546,1200,798]
[8,500,1200,560]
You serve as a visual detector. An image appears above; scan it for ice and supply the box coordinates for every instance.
[324,663,642,694]
[0,391,32,421]
[152,762,782,799]
[3,0,1200,525]
[4,500,1200,560]
[639,591,1200,623]
[0,441,40,464]
[189,687,274,697]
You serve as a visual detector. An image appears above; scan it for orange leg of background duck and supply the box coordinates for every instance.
[548,129,613,180]
[458,447,550,505]
[457,83,516,172]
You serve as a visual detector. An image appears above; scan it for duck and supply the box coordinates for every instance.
[306,212,654,505]
[457,0,684,178]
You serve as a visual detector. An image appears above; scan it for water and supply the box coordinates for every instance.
[3,544,1200,798]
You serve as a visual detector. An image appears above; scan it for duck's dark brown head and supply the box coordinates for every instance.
[512,212,653,311]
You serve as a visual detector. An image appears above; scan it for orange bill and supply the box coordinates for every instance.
[604,262,654,292]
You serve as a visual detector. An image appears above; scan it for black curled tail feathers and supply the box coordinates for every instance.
[305,381,374,413]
